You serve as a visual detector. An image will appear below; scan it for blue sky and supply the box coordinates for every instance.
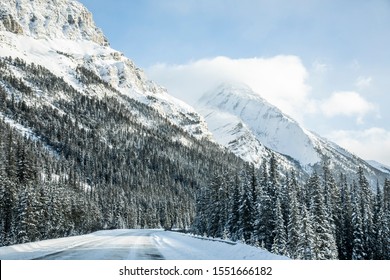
[79,0,390,166]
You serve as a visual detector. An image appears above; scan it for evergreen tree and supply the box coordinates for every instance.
[296,205,314,260]
[238,171,254,243]
[271,197,287,255]
[227,175,241,241]
[339,174,353,259]
[322,163,341,253]
[383,179,390,212]
[257,160,274,250]
[207,174,228,238]
[286,182,301,259]
[375,179,390,259]
[308,173,338,259]
[351,189,364,260]
[358,167,374,259]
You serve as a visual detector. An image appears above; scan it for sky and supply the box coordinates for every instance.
[78,0,390,166]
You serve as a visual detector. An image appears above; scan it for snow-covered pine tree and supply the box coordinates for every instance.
[227,174,241,241]
[357,167,374,259]
[279,172,290,230]
[286,181,301,259]
[351,181,365,260]
[383,178,390,213]
[207,174,228,238]
[296,205,314,260]
[339,173,353,259]
[238,170,254,243]
[257,160,274,250]
[373,182,382,259]
[271,197,287,255]
[0,128,16,245]
[322,163,342,257]
[373,179,390,259]
[0,130,8,245]
[308,172,338,259]
[193,186,210,236]
[376,203,390,259]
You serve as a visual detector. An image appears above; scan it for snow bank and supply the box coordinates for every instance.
[0,229,288,260]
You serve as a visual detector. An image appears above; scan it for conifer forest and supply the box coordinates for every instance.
[1,56,390,260]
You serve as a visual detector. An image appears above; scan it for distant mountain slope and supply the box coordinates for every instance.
[197,83,389,184]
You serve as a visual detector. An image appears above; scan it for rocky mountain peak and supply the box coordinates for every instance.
[0,0,108,46]
[198,82,322,165]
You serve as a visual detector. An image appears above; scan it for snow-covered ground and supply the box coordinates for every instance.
[0,229,288,260]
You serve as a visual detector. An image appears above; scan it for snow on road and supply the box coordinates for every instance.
[0,229,288,260]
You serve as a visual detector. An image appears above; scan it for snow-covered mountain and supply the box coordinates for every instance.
[197,83,389,183]
[0,0,210,140]
[366,160,390,175]
[1,0,248,239]
[0,0,108,45]
[1,0,387,185]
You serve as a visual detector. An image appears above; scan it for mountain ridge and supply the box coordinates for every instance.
[197,82,389,185]
[0,0,211,141]
[0,0,108,45]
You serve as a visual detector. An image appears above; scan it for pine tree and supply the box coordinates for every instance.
[227,175,241,241]
[358,167,374,259]
[322,163,341,253]
[271,197,287,255]
[238,171,254,243]
[15,186,39,243]
[373,182,382,259]
[296,205,314,260]
[287,184,301,259]
[207,174,228,238]
[0,130,16,245]
[257,159,277,250]
[0,131,9,245]
[193,186,209,236]
[308,173,338,259]
[383,178,390,212]
[351,191,364,260]
[375,179,390,259]
[339,174,353,259]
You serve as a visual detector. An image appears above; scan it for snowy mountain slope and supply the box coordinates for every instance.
[366,160,390,174]
[197,83,389,183]
[0,0,251,241]
[0,0,108,45]
[198,83,318,166]
[0,0,210,140]
[0,229,288,260]
[4,0,382,183]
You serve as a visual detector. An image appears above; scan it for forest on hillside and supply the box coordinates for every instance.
[1,56,389,260]
[0,56,243,246]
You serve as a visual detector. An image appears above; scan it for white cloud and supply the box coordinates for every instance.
[147,55,312,122]
[328,128,390,166]
[355,76,372,89]
[312,60,329,73]
[320,91,377,123]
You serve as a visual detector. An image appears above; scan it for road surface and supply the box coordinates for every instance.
[0,229,288,260]
[33,230,165,260]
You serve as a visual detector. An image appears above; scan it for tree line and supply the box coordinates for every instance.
[193,156,390,259]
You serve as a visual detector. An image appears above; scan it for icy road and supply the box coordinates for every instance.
[0,229,287,260]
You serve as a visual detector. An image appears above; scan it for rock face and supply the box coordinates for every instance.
[0,13,24,34]
[0,0,108,45]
